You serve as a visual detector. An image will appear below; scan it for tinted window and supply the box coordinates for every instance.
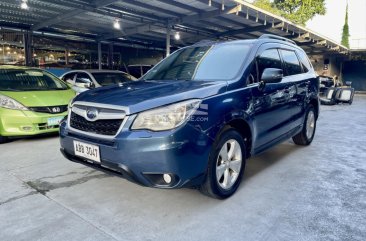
[143,43,252,81]
[257,49,282,80]
[127,66,153,78]
[280,49,302,76]
[297,50,312,72]
[92,72,136,86]
[76,73,92,84]
[0,69,68,91]
[62,73,75,82]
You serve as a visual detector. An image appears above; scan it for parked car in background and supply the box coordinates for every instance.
[60,35,319,199]
[122,64,153,78]
[60,70,137,93]
[0,66,75,143]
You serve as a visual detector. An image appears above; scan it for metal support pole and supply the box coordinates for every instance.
[23,31,33,66]
[97,41,102,70]
[340,60,344,84]
[108,43,113,70]
[2,44,5,64]
[166,24,171,57]
[65,48,69,65]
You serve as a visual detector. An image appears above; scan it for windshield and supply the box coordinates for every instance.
[92,72,136,86]
[143,43,252,81]
[0,69,68,91]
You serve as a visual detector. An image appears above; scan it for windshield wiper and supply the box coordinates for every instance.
[175,78,192,81]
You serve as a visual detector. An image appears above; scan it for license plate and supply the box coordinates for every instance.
[47,116,65,126]
[73,141,100,163]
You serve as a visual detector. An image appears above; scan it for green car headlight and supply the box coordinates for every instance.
[0,94,28,111]
[131,99,201,131]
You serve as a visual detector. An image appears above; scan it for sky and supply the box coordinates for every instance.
[246,0,366,49]
[306,0,366,49]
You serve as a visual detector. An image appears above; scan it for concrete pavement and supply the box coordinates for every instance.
[1,96,365,241]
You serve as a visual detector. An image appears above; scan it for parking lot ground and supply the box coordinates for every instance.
[1,96,366,241]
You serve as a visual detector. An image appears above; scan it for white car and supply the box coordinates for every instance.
[60,70,137,93]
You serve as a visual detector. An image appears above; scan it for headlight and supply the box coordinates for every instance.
[131,99,201,131]
[0,94,28,111]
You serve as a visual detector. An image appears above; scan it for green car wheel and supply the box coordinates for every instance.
[0,135,8,144]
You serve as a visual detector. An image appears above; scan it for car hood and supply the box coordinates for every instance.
[1,89,75,107]
[74,80,227,114]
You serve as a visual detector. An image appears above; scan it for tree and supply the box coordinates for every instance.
[253,0,326,25]
[341,3,350,48]
[251,0,283,16]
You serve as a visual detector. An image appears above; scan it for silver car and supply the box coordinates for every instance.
[60,70,137,93]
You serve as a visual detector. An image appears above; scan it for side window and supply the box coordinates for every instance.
[280,49,302,76]
[76,73,92,84]
[297,50,312,73]
[62,73,75,82]
[257,49,282,80]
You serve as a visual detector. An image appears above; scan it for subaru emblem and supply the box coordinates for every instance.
[86,108,98,120]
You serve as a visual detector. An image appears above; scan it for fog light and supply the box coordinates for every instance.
[22,126,33,131]
[163,174,172,184]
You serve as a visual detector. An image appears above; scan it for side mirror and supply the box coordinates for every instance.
[84,82,94,88]
[261,68,283,83]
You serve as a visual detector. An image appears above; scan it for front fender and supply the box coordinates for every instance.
[189,87,254,149]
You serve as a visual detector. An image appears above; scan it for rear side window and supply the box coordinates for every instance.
[62,73,75,82]
[280,49,302,76]
[92,72,136,86]
[297,50,312,73]
[76,73,92,84]
[257,49,282,80]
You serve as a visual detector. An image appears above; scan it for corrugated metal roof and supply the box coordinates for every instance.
[0,0,348,55]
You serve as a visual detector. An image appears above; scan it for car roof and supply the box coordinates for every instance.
[65,69,132,74]
[191,38,301,51]
[192,39,257,47]
[70,69,126,73]
[61,69,133,76]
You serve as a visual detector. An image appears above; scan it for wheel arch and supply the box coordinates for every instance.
[214,118,253,158]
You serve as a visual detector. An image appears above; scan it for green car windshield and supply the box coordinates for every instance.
[143,43,252,81]
[0,69,68,91]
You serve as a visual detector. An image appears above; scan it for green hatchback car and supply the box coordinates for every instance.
[0,66,75,143]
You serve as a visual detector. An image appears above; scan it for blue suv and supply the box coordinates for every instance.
[60,35,319,199]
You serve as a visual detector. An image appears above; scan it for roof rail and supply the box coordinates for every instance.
[259,34,296,45]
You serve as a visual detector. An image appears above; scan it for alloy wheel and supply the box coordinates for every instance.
[216,139,242,190]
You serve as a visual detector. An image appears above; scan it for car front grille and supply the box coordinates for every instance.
[29,105,68,114]
[70,112,123,136]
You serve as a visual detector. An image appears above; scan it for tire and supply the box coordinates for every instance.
[0,135,8,144]
[199,128,246,199]
[292,106,316,145]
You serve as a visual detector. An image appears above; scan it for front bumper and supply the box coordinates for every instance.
[59,121,214,188]
[0,108,67,137]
